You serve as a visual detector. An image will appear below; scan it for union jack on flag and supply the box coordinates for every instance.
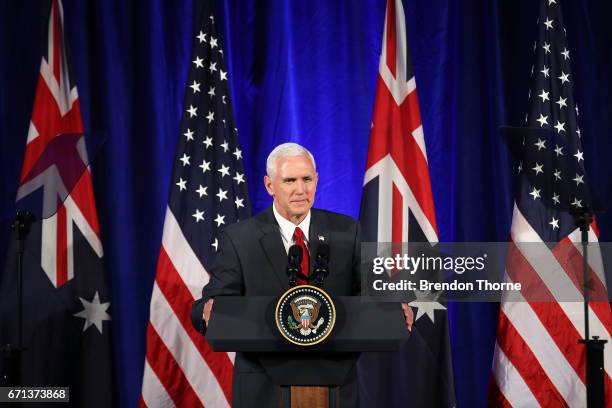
[16,0,102,289]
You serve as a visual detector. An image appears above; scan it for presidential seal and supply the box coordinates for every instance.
[275,285,336,346]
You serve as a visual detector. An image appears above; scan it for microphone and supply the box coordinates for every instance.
[286,245,303,287]
[312,243,330,287]
[13,212,37,252]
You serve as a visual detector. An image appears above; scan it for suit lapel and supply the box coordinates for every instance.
[308,209,328,275]
[257,208,289,288]
[256,208,329,283]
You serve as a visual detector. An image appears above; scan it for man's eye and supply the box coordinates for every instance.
[284,179,295,184]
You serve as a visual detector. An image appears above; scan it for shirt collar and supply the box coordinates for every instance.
[272,204,311,244]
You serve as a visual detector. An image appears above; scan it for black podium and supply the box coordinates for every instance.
[206,296,410,408]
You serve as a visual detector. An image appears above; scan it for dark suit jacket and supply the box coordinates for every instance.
[191,206,361,407]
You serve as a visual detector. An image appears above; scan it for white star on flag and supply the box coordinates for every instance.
[552,193,560,204]
[573,174,584,186]
[192,209,205,222]
[538,89,549,102]
[218,164,230,177]
[214,213,226,227]
[574,150,584,162]
[408,290,447,323]
[197,31,206,43]
[560,48,570,60]
[233,172,245,184]
[196,185,208,198]
[199,160,211,173]
[216,188,228,202]
[529,187,541,200]
[532,163,544,175]
[190,81,201,93]
[543,18,554,29]
[192,56,204,68]
[179,154,190,166]
[549,217,559,229]
[186,105,197,117]
[556,96,567,109]
[536,114,548,127]
[534,138,546,150]
[203,136,213,148]
[73,292,111,334]
[571,198,582,208]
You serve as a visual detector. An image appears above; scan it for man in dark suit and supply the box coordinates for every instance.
[192,142,412,407]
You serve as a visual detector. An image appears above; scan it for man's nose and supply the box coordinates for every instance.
[294,180,306,194]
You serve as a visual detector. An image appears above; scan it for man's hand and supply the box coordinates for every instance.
[401,303,414,332]
[203,298,214,326]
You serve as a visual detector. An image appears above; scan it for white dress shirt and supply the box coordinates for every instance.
[272,204,310,254]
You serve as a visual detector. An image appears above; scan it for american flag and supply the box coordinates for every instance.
[0,0,112,405]
[139,4,250,407]
[490,0,612,406]
[358,0,455,406]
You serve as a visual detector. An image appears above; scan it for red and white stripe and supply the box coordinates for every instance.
[490,204,612,407]
[363,0,438,244]
[140,208,234,408]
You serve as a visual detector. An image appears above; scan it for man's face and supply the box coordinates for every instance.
[264,155,318,224]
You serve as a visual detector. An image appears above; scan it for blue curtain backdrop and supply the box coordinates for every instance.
[2,0,612,406]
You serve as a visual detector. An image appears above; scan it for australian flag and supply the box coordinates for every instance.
[0,1,113,406]
[357,0,456,407]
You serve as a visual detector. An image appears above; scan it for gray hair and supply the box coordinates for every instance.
[266,142,316,178]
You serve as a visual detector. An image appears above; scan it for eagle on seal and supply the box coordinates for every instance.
[291,298,321,330]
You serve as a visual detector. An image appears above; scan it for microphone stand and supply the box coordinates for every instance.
[573,208,606,408]
[312,258,329,288]
[1,212,35,387]
[286,251,301,287]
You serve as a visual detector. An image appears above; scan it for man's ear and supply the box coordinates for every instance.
[263,175,274,196]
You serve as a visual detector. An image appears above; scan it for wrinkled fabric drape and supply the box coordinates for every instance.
[2,1,612,406]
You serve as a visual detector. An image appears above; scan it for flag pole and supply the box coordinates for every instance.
[1,212,35,387]
[573,208,607,408]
